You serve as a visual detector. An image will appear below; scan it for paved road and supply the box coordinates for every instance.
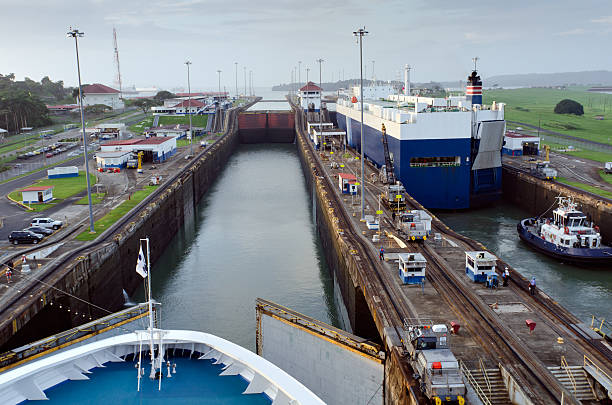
[0,155,86,243]
[0,110,145,244]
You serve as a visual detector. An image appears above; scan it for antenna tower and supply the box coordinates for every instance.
[113,27,123,98]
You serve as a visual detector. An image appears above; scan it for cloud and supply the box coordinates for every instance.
[556,28,587,36]
[592,16,612,24]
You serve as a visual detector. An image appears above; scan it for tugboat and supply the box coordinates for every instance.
[517,197,612,265]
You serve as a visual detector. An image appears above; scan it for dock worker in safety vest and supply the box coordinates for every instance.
[529,277,536,296]
[502,267,510,287]
[379,247,385,261]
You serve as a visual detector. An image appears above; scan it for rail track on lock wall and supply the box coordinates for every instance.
[0,100,260,324]
[290,106,600,404]
[293,107,436,402]
[360,147,611,403]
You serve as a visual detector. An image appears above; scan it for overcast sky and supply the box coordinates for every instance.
[1,0,611,91]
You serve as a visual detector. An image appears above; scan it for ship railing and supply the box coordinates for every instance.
[459,359,493,405]
[0,303,151,372]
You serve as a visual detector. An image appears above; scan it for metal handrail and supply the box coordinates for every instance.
[0,303,150,370]
[561,356,577,393]
[590,315,610,339]
[584,354,612,387]
[479,358,493,399]
[459,360,492,405]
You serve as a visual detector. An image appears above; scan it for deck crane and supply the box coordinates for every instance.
[379,124,407,212]
[379,124,396,184]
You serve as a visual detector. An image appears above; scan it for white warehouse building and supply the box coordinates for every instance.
[80,84,124,110]
[101,137,177,163]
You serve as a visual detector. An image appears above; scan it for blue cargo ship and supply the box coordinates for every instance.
[334,70,505,209]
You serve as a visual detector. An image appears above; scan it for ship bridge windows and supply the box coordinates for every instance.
[410,156,461,168]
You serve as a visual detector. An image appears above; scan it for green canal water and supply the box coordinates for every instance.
[135,143,339,351]
[435,202,612,324]
[136,141,610,353]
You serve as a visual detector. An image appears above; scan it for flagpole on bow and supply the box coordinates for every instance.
[138,237,156,379]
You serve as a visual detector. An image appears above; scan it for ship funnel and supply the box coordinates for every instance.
[466,70,482,105]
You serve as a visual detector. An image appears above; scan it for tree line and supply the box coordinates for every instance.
[0,73,72,133]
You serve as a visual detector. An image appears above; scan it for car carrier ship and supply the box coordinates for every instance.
[335,68,505,209]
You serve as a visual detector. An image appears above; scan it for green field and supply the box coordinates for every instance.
[600,170,612,185]
[128,116,154,134]
[556,177,612,199]
[9,171,97,211]
[158,115,208,127]
[128,115,209,135]
[484,88,612,145]
[76,193,105,205]
[76,186,158,241]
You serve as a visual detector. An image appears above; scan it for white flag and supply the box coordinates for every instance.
[135,245,147,278]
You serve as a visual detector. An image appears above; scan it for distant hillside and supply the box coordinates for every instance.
[484,71,612,88]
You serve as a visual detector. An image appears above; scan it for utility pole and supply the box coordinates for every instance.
[244,66,247,97]
[186,61,193,156]
[234,62,238,98]
[67,27,95,233]
[317,58,324,150]
[372,60,375,82]
[353,27,368,220]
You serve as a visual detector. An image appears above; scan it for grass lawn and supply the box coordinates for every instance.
[128,116,155,134]
[76,193,105,205]
[556,177,612,199]
[8,171,97,211]
[0,156,84,185]
[158,115,208,128]
[484,88,612,145]
[0,136,40,155]
[176,134,209,148]
[599,170,612,185]
[75,186,158,241]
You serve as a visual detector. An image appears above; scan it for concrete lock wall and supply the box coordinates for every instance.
[258,312,384,405]
[0,112,242,351]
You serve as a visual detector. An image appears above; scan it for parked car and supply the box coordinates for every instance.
[23,226,54,236]
[30,217,63,230]
[46,153,53,158]
[8,230,44,245]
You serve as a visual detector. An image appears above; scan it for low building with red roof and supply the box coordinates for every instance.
[80,83,124,110]
[20,186,54,204]
[298,81,323,111]
[173,99,206,114]
[338,173,358,195]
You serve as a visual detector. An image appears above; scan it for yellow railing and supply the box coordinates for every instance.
[458,360,492,405]
[561,356,577,393]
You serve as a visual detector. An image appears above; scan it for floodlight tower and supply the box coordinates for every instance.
[67,27,95,233]
[353,27,368,220]
[112,27,123,102]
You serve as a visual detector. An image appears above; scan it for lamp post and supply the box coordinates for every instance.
[353,27,368,220]
[298,61,302,86]
[185,60,193,155]
[216,70,222,96]
[316,58,324,150]
[234,62,238,99]
[243,66,247,97]
[67,27,94,233]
